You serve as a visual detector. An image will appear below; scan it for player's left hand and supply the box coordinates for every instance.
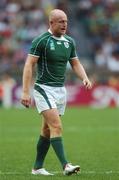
[83,78,92,89]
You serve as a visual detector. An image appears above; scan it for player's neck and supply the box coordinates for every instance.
[48,29,62,38]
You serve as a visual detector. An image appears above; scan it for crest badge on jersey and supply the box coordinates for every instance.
[64,42,69,48]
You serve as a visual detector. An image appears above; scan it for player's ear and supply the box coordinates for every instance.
[50,20,53,25]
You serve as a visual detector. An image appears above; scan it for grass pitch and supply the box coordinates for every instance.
[0,107,119,180]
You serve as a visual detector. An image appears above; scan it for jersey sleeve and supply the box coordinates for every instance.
[29,38,42,57]
[69,39,78,61]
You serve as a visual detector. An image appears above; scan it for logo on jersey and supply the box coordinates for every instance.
[57,41,61,45]
[50,40,55,50]
[64,42,69,48]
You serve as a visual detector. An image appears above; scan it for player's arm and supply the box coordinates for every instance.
[21,55,38,107]
[70,58,92,89]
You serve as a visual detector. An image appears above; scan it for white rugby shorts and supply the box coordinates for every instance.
[33,84,67,115]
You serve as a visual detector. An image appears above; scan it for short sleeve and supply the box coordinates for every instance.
[29,38,42,57]
[69,39,78,60]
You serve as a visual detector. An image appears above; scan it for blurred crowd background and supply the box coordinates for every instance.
[0,0,119,107]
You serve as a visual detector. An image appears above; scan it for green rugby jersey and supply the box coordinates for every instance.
[29,30,78,87]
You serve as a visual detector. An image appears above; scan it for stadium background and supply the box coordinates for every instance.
[0,0,119,180]
[0,0,119,108]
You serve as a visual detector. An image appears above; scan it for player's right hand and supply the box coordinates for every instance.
[21,93,31,108]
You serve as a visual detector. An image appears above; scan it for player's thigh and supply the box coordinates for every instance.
[42,108,62,129]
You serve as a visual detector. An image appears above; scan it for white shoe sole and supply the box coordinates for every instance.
[31,170,54,176]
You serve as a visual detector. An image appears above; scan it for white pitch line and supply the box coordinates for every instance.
[0,170,119,175]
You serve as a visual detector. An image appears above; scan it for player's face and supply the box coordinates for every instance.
[51,15,67,37]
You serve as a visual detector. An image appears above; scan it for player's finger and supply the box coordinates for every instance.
[87,82,92,89]
[84,80,92,89]
[21,99,30,108]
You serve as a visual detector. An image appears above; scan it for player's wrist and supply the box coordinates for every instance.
[22,89,30,94]
[82,78,89,82]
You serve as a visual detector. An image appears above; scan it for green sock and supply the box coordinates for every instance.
[34,135,50,169]
[50,137,68,168]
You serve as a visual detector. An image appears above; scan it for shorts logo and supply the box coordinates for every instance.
[64,42,69,48]
[50,40,55,50]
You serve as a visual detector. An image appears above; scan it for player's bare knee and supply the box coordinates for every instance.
[51,124,62,135]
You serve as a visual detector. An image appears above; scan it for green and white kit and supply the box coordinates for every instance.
[29,29,78,114]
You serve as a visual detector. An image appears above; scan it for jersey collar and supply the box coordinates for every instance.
[48,29,69,42]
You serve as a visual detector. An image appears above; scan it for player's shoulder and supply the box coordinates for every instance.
[32,32,51,44]
[64,34,75,44]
